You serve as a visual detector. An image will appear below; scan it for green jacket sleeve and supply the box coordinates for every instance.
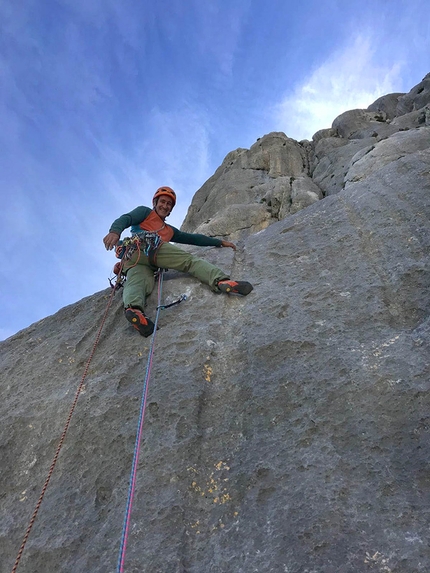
[170,227,223,247]
[109,206,152,235]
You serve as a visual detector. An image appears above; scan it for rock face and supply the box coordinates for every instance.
[182,72,430,235]
[181,132,318,240]
[1,75,429,573]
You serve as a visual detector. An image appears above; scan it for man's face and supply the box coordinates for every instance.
[154,196,174,219]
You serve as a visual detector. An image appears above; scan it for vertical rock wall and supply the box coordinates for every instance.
[1,75,429,573]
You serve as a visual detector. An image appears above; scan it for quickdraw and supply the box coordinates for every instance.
[115,232,162,264]
[157,293,187,310]
[137,231,162,257]
[109,274,125,290]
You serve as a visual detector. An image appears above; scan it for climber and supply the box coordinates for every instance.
[103,186,253,337]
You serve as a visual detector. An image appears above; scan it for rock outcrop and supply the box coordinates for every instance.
[182,72,430,236]
[1,75,429,573]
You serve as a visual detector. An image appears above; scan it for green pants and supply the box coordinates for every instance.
[122,242,229,310]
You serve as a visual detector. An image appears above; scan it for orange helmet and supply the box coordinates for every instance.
[153,186,176,207]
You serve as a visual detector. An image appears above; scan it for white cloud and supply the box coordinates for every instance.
[274,34,404,141]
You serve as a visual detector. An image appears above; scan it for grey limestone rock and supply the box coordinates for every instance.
[312,127,337,142]
[310,136,374,197]
[367,92,405,119]
[182,75,430,240]
[308,74,430,202]
[290,175,323,214]
[396,72,430,115]
[331,108,388,139]
[345,128,430,188]
[189,203,272,241]
[181,132,309,237]
[1,75,430,573]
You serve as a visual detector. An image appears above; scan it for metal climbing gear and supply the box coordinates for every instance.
[135,231,162,258]
[109,275,125,290]
[157,293,187,310]
[115,231,163,267]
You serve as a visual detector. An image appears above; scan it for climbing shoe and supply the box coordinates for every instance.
[217,280,253,296]
[125,307,155,337]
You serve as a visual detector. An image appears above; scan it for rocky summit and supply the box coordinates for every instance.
[1,75,429,573]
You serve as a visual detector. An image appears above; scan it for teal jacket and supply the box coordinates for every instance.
[109,206,223,248]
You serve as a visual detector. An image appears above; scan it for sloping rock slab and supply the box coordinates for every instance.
[1,147,429,572]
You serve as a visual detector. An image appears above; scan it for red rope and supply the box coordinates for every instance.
[10,270,122,573]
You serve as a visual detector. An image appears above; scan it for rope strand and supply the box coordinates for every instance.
[117,269,165,573]
[11,271,122,573]
[11,259,173,573]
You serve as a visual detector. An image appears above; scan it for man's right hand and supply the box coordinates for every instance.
[103,232,120,250]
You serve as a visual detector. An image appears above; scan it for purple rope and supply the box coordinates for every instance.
[117,270,164,573]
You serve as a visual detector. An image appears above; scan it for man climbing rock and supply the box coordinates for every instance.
[103,186,253,337]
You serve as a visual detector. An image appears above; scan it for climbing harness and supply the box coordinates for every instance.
[11,263,186,573]
[110,232,162,289]
[136,231,162,258]
[116,231,163,267]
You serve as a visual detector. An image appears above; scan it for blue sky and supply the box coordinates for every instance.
[1,0,429,340]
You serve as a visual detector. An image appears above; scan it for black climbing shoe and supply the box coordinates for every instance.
[217,280,253,296]
[125,307,155,337]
